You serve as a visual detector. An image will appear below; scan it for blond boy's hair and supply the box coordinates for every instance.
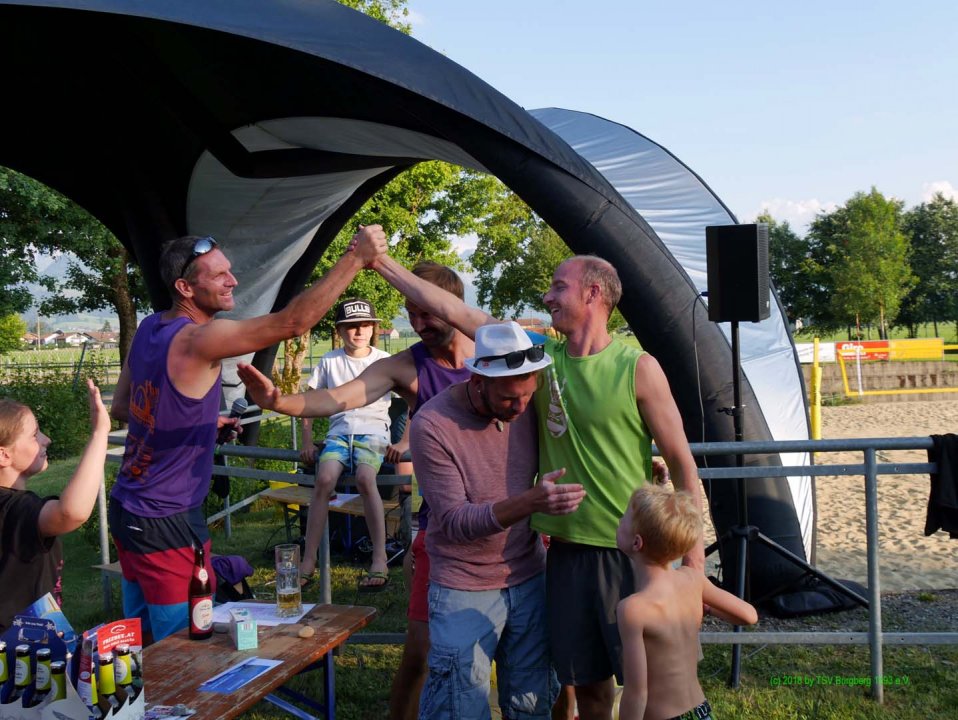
[627,484,702,564]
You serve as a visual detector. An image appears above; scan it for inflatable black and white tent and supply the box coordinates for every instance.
[0,0,812,597]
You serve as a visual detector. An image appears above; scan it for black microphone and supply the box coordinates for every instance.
[217,397,248,444]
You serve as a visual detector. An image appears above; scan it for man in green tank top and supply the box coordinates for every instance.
[371,252,703,720]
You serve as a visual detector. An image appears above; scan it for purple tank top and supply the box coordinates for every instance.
[111,313,222,517]
[410,342,472,530]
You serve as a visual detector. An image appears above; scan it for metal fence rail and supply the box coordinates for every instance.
[99,424,954,703]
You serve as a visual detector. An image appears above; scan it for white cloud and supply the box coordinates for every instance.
[921,180,958,202]
[407,8,426,30]
[749,198,839,235]
[449,232,479,256]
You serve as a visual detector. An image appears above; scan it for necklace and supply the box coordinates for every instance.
[465,383,503,432]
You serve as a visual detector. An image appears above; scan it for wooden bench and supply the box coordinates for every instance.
[261,479,412,549]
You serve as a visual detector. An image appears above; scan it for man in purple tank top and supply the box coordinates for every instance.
[238,261,475,720]
[109,226,386,643]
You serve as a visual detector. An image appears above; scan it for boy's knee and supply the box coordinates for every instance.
[314,471,340,495]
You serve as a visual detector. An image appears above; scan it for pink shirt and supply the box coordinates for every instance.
[410,384,544,591]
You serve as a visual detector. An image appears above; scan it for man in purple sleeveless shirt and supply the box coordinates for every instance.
[110,227,386,642]
[238,261,474,720]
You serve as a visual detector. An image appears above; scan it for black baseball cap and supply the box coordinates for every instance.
[335,298,380,324]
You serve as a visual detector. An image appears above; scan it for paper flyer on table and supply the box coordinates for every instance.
[198,656,283,693]
[212,601,315,626]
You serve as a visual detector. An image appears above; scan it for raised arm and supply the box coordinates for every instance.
[371,254,494,339]
[634,353,705,570]
[702,575,759,625]
[38,380,111,538]
[237,351,416,418]
[188,225,387,362]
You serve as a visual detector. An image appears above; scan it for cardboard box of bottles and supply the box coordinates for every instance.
[1,615,145,720]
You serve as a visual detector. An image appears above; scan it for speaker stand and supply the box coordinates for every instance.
[706,319,869,688]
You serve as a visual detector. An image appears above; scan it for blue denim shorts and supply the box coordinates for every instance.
[318,434,386,473]
[419,573,558,719]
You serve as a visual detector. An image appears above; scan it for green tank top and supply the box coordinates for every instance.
[532,337,652,547]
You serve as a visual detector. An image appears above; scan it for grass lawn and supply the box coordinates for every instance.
[27,457,958,719]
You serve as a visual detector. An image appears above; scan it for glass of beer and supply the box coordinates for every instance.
[275,543,303,618]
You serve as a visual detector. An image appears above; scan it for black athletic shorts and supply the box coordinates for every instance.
[545,540,635,686]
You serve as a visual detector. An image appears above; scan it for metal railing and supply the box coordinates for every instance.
[98,426,954,703]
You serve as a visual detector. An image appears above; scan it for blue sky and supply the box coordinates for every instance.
[407,1,958,237]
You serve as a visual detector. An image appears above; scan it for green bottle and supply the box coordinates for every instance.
[26,647,52,707]
[50,660,68,701]
[0,640,11,704]
[6,644,32,705]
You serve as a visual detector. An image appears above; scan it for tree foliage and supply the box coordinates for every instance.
[469,184,626,332]
[898,193,958,336]
[308,164,495,343]
[0,166,148,362]
[805,188,914,339]
[0,313,27,353]
[337,0,410,32]
[0,168,58,316]
[760,211,825,328]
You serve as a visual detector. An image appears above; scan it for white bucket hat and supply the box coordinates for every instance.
[465,321,552,377]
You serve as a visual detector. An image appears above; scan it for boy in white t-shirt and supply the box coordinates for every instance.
[300,298,392,590]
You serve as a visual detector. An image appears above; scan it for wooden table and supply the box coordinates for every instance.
[142,604,376,720]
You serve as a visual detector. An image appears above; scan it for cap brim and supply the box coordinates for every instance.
[336,317,381,324]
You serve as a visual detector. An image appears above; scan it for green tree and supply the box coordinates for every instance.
[0,168,58,316]
[471,187,564,318]
[0,313,27,353]
[758,211,825,329]
[309,163,490,343]
[37,228,146,363]
[899,193,958,337]
[337,0,410,31]
[806,189,914,339]
[0,167,148,362]
[469,185,626,333]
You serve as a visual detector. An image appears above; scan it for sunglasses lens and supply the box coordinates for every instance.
[504,350,525,369]
[528,345,545,362]
[179,236,217,278]
[194,236,215,255]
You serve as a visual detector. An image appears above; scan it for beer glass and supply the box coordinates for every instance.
[274,543,303,618]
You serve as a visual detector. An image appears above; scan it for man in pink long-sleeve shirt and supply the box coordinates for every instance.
[410,322,586,719]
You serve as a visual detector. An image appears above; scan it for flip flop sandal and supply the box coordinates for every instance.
[357,570,390,593]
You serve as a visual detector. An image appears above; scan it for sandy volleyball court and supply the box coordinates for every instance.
[703,400,957,592]
[814,399,957,591]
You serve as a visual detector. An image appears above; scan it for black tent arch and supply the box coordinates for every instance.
[0,0,811,597]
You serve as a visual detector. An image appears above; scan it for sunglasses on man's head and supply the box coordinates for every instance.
[178,236,217,279]
[477,344,546,370]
